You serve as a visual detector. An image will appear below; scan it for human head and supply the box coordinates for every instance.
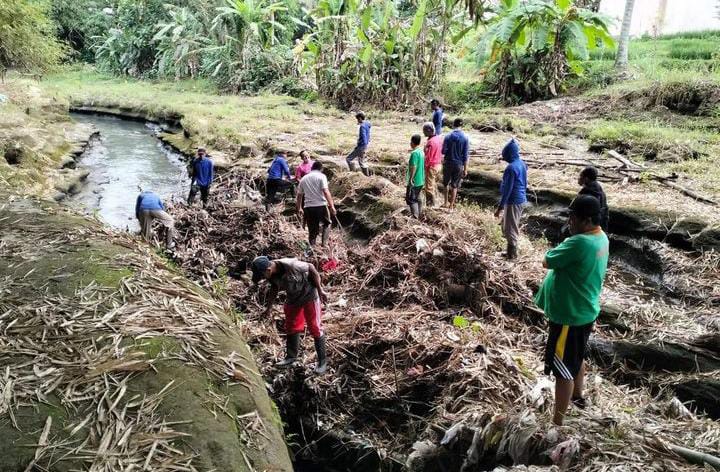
[579,166,598,186]
[251,256,274,283]
[431,99,440,110]
[422,122,435,138]
[311,161,323,171]
[410,134,422,148]
[568,195,601,235]
[278,150,287,157]
[300,150,310,163]
[197,147,206,158]
[501,138,520,163]
[355,111,365,123]
[453,118,463,129]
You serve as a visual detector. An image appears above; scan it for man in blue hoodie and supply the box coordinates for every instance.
[441,118,469,210]
[266,150,294,209]
[187,147,214,207]
[135,189,175,248]
[346,112,371,176]
[431,99,444,136]
[494,138,527,260]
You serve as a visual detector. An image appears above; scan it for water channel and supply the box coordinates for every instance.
[68,112,188,231]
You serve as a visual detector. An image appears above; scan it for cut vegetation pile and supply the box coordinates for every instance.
[169,168,720,471]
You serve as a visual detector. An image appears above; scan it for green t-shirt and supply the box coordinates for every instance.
[407,148,425,187]
[534,229,609,326]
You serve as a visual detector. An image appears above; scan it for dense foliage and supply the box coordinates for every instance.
[51,0,112,62]
[0,0,66,76]
[480,0,614,103]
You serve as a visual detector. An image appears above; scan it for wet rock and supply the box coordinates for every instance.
[4,145,25,165]
[588,338,720,373]
[673,380,720,420]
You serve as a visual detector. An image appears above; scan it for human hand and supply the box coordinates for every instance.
[319,289,328,304]
[329,207,337,217]
[494,207,502,218]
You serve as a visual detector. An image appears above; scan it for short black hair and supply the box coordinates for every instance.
[453,118,463,128]
[431,99,440,106]
[581,166,598,181]
[569,195,601,225]
[300,149,309,157]
[355,111,365,120]
[411,134,422,146]
[311,161,323,171]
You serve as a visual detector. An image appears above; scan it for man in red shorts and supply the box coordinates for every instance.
[252,255,328,374]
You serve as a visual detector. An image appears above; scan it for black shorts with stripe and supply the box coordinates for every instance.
[544,321,594,380]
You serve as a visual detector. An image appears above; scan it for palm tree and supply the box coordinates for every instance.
[614,0,634,73]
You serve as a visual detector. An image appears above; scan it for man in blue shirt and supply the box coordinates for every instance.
[494,138,528,260]
[431,99,444,136]
[441,118,469,211]
[187,147,214,207]
[266,150,294,209]
[346,112,371,176]
[135,189,175,248]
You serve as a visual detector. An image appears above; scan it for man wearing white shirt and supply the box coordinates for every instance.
[296,161,337,248]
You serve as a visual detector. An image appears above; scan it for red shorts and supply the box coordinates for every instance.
[284,298,323,338]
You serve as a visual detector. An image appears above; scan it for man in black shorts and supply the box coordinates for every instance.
[535,196,610,425]
[441,118,469,210]
[296,161,337,247]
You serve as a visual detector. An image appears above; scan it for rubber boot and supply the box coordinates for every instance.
[314,335,327,374]
[276,333,300,367]
[410,203,420,219]
[506,243,518,260]
[360,166,370,177]
[321,224,330,247]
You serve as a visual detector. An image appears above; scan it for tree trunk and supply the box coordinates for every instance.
[614,0,635,72]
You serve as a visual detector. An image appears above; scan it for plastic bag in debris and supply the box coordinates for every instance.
[416,238,430,254]
[528,376,555,408]
[0,94,7,104]
[548,438,580,468]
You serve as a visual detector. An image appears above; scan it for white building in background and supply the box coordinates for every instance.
[600,0,720,37]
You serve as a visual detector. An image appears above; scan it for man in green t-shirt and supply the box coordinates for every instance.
[535,195,609,426]
[406,134,426,219]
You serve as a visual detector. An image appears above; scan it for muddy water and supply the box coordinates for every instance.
[68,112,188,231]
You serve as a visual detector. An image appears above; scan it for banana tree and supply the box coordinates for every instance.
[482,0,614,103]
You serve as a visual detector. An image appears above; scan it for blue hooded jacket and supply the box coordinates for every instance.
[191,156,214,187]
[499,139,527,207]
[357,120,371,147]
[135,191,164,219]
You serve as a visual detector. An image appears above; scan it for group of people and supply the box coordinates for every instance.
[136,102,611,427]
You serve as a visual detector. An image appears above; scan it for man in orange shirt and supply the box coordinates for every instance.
[422,122,443,208]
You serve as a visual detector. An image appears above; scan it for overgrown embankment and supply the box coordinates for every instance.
[0,76,292,471]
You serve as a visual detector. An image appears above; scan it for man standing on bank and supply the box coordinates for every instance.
[406,134,425,219]
[535,195,609,426]
[431,99,444,136]
[494,137,528,260]
[577,166,609,232]
[441,118,469,211]
[252,255,329,375]
[136,189,175,248]
[346,112,371,176]
[423,122,443,208]
[265,150,294,209]
[297,161,337,248]
[187,147,214,207]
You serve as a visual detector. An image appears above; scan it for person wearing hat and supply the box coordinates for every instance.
[251,256,328,374]
[187,147,214,207]
[494,137,527,260]
[577,166,609,232]
[535,195,609,426]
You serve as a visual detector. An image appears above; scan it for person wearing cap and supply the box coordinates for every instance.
[346,112,371,176]
[295,150,314,181]
[535,195,609,426]
[251,255,328,374]
[494,138,527,260]
[297,161,337,247]
[135,190,175,248]
[577,166,609,232]
[441,118,469,210]
[266,150,294,209]
[187,147,214,207]
[423,122,443,208]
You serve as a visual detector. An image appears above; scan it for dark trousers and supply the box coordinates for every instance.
[305,205,331,246]
[188,184,210,205]
[266,179,295,204]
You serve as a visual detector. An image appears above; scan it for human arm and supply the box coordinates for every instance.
[496,168,515,217]
[296,189,304,218]
[209,160,214,185]
[282,159,291,180]
[135,195,142,220]
[408,164,417,186]
[323,188,336,216]
[265,284,278,317]
[543,237,580,270]
[462,137,469,177]
[308,263,328,303]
